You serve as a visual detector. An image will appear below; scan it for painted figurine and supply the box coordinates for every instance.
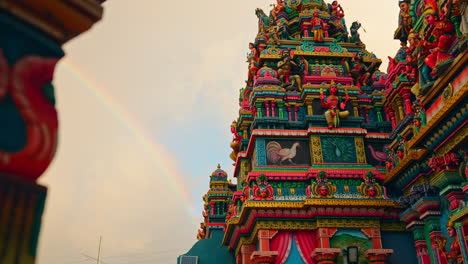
[422,13,455,78]
[394,0,413,43]
[271,0,286,20]
[350,52,375,87]
[350,21,362,43]
[357,171,383,199]
[320,81,350,129]
[308,9,327,41]
[436,222,464,264]
[306,171,336,198]
[252,174,274,200]
[230,121,243,163]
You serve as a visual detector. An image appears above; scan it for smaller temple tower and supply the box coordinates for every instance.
[179,165,236,264]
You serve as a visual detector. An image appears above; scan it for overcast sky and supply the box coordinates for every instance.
[37,1,400,263]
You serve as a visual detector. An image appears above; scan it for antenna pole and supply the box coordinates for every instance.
[97,236,102,264]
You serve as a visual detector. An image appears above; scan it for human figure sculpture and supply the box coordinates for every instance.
[350,21,362,43]
[413,117,422,133]
[395,0,413,43]
[330,1,345,19]
[271,0,286,20]
[422,13,455,78]
[320,81,350,129]
[350,52,375,87]
[436,222,464,264]
[308,9,327,41]
[197,223,206,240]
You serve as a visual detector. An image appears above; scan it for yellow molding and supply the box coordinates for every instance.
[409,74,468,149]
[384,148,429,184]
[422,50,468,106]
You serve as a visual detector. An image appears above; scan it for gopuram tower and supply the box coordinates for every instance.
[179,0,467,263]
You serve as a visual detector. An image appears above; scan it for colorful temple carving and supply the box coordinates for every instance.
[0,1,104,263]
[180,0,467,263]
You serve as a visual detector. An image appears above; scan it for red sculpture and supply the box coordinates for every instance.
[0,50,59,181]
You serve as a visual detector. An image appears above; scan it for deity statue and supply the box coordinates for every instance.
[271,0,286,20]
[350,21,362,43]
[450,0,468,37]
[412,116,422,133]
[436,222,464,264]
[422,12,455,77]
[278,52,306,92]
[306,171,336,198]
[357,171,383,199]
[266,25,282,45]
[350,52,376,87]
[327,1,346,41]
[308,9,327,41]
[394,0,413,43]
[330,1,345,19]
[197,223,206,240]
[320,81,350,129]
[252,174,274,200]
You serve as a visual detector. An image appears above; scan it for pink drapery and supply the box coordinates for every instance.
[295,230,317,264]
[270,231,293,264]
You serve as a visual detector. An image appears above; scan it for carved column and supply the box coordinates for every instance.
[401,208,432,264]
[278,101,285,119]
[402,90,413,114]
[413,227,432,264]
[396,99,405,120]
[0,2,104,264]
[412,198,444,264]
[286,105,292,121]
[271,101,276,117]
[294,105,299,121]
[306,100,314,115]
[265,101,270,117]
[256,101,263,118]
[311,228,341,264]
[240,244,256,264]
[250,230,278,264]
[388,108,397,128]
[375,106,383,122]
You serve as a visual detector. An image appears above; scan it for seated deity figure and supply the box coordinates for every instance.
[320,81,350,129]
[271,0,286,20]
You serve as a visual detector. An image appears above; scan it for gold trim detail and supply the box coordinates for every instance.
[310,136,323,163]
[355,137,367,163]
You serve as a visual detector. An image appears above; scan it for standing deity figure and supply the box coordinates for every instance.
[350,21,362,43]
[395,0,413,43]
[452,0,468,37]
[271,0,286,20]
[436,222,464,264]
[308,9,327,41]
[320,81,350,129]
[422,13,455,78]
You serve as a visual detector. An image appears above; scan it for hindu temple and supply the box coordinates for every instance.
[179,0,467,263]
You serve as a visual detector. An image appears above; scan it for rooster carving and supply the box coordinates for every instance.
[266,141,301,165]
[367,145,388,166]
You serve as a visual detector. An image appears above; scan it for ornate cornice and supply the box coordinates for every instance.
[0,0,104,43]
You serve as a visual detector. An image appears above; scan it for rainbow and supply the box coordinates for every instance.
[59,58,199,222]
